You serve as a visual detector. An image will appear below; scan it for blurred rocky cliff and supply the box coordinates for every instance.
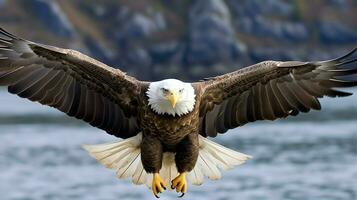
[0,0,356,81]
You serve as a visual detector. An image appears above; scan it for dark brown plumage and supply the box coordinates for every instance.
[197,53,357,137]
[0,28,142,139]
[1,27,357,197]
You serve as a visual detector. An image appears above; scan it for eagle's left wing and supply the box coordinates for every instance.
[196,48,357,137]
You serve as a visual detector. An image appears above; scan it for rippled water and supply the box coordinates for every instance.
[0,89,357,200]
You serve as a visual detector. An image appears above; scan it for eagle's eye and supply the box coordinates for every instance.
[161,88,169,94]
[179,88,184,93]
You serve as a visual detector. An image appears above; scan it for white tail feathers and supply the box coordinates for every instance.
[82,133,251,188]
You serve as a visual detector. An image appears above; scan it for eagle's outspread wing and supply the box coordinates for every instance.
[0,28,142,138]
[197,48,357,137]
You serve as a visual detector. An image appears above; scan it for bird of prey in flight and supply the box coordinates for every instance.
[0,28,356,197]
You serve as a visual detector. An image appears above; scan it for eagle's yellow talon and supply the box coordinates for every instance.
[171,172,187,194]
[152,173,166,198]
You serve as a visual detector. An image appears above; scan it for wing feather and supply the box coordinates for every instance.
[18,69,57,100]
[266,81,286,118]
[236,91,250,124]
[261,83,275,120]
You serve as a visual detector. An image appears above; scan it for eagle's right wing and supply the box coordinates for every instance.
[0,28,144,139]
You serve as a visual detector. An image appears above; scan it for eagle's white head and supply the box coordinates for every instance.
[146,79,196,116]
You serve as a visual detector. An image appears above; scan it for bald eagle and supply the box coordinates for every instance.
[1,28,357,197]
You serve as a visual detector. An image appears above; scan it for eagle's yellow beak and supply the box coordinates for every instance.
[167,91,178,108]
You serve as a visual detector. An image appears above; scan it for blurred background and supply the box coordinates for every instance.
[1,0,357,81]
[0,0,357,200]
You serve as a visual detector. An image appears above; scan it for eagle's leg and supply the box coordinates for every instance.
[141,136,166,198]
[152,173,166,198]
[172,133,199,196]
[171,172,187,196]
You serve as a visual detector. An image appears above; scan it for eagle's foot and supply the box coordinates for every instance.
[171,172,187,196]
[152,173,166,198]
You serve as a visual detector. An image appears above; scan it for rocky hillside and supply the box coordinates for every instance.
[0,0,356,81]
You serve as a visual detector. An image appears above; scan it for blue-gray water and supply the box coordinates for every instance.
[0,89,357,200]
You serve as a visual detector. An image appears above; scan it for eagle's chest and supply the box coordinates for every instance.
[139,103,200,144]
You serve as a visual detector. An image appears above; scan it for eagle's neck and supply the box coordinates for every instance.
[146,80,196,116]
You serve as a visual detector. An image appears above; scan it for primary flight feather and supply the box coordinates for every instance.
[0,27,356,197]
